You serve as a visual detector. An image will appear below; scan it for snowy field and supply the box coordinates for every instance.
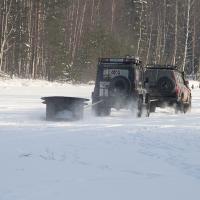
[0,78,200,200]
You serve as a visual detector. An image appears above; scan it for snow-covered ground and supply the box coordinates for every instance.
[0,78,200,200]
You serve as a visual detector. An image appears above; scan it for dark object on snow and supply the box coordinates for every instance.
[92,56,150,117]
[42,96,89,121]
[144,64,191,114]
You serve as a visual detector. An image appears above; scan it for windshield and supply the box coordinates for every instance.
[102,64,130,80]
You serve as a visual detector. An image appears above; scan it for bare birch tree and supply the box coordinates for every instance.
[0,0,14,72]
[182,0,192,71]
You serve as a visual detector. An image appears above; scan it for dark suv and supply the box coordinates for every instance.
[92,57,150,117]
[144,65,191,113]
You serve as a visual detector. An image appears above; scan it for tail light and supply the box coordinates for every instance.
[172,72,179,96]
[175,86,180,96]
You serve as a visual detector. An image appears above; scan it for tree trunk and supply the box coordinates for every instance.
[182,0,191,71]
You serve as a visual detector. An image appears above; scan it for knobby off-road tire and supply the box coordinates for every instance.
[183,100,191,113]
[175,97,191,114]
[137,95,151,118]
[145,95,151,117]
[145,102,151,117]
[137,96,143,118]
[175,101,186,114]
[174,101,183,114]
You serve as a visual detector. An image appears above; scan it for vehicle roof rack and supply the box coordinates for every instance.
[98,56,142,65]
[146,64,178,70]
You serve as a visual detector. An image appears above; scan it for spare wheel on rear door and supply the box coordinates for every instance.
[109,76,131,96]
[157,76,175,94]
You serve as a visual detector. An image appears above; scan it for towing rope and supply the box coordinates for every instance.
[84,100,104,110]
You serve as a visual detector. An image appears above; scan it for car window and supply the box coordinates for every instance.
[145,69,174,86]
[145,69,158,85]
[103,65,129,80]
[158,69,173,79]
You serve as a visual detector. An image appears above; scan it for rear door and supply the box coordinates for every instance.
[145,68,175,97]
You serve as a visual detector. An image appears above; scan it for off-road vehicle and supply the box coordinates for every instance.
[92,57,150,117]
[144,64,191,113]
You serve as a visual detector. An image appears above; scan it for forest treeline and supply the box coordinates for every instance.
[0,0,200,82]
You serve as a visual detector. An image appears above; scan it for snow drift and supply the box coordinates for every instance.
[0,78,200,200]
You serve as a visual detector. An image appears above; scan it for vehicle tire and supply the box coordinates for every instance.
[183,100,191,113]
[93,103,111,117]
[145,103,150,117]
[137,97,150,117]
[145,95,151,117]
[137,96,143,118]
[175,101,184,114]
[157,77,175,94]
[109,76,131,97]
[174,103,179,114]
[150,104,156,113]
[102,106,111,116]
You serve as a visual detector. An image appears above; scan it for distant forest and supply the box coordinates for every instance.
[0,0,200,82]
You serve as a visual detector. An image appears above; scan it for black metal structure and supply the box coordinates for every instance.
[92,57,150,117]
[144,65,191,113]
[42,96,89,121]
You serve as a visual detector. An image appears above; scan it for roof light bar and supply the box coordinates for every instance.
[99,57,142,64]
[146,64,178,69]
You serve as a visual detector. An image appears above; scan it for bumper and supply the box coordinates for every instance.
[150,96,179,107]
